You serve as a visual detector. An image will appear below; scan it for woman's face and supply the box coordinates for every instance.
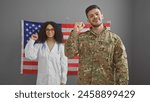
[45,24,55,38]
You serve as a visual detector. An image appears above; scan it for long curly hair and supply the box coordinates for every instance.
[37,21,63,43]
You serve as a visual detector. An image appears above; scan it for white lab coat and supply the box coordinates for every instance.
[25,39,68,85]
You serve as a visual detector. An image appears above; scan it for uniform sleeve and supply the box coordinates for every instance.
[60,44,68,84]
[25,39,39,60]
[113,37,129,85]
[65,31,79,58]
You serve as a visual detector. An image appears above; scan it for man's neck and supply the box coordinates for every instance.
[91,24,104,34]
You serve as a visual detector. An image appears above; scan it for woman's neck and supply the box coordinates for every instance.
[46,38,55,44]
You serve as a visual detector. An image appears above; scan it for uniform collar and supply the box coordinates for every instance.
[89,26,107,36]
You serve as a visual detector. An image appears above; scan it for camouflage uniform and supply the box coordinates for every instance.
[65,27,129,85]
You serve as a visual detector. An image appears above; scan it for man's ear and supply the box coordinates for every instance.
[101,14,104,19]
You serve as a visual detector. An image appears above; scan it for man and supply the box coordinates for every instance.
[65,5,129,85]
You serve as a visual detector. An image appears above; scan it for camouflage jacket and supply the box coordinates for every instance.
[65,27,129,85]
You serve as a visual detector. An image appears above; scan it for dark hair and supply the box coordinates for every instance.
[85,5,102,17]
[37,21,63,43]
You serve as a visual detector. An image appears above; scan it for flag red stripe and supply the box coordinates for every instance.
[23,69,37,74]
[62,23,110,36]
[63,32,71,35]
[67,71,78,75]
[61,24,91,28]
[23,61,78,67]
[84,24,91,28]
[23,61,38,65]
[63,40,66,43]
[23,69,77,75]
[61,24,74,28]
[104,23,111,27]
[61,23,110,28]
[68,63,78,67]
[71,56,80,59]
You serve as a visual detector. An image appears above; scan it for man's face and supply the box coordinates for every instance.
[87,8,103,27]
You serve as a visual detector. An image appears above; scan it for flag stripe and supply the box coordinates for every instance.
[67,71,78,75]
[23,61,79,67]
[23,57,79,63]
[23,52,80,59]
[61,24,91,28]
[23,61,37,66]
[22,65,37,70]
[23,65,78,71]
[63,35,69,40]
[23,58,79,64]
[62,28,89,32]
[62,32,70,35]
[104,22,111,27]
[23,69,78,75]
[23,69,37,74]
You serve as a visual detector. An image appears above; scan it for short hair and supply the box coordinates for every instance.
[85,5,102,17]
[37,21,63,43]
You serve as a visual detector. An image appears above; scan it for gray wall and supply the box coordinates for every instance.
[0,0,147,85]
[131,0,150,84]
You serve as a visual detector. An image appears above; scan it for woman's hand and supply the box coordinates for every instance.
[31,33,38,40]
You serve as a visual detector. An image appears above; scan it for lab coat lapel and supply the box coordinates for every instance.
[44,41,56,54]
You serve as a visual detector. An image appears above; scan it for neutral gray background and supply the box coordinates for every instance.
[0,0,149,85]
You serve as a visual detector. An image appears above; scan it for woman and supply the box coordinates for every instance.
[25,21,68,85]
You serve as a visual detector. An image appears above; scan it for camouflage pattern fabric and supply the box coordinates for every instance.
[65,27,129,85]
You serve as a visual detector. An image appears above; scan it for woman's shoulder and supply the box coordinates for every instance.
[33,42,45,49]
[56,43,65,51]
[57,43,64,48]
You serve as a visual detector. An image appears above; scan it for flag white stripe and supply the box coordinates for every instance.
[67,67,78,71]
[23,57,37,62]
[23,57,79,64]
[68,59,79,63]
[63,35,69,40]
[62,28,89,32]
[23,65,37,70]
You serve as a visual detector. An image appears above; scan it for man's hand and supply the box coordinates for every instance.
[73,22,85,34]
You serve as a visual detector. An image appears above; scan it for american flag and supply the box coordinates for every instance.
[21,20,111,75]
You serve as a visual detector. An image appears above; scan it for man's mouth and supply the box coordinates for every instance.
[93,19,99,23]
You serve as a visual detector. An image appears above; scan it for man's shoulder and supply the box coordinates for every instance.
[106,30,121,40]
[78,30,90,37]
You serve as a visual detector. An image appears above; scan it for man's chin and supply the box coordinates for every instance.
[92,23,102,27]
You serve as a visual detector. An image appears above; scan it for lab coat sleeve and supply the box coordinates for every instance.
[60,44,68,84]
[25,39,39,60]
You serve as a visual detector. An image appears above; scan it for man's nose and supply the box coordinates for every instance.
[94,15,98,18]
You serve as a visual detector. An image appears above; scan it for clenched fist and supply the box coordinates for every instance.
[31,33,38,40]
[73,22,85,34]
